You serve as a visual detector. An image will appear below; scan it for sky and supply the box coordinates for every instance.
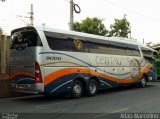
[0,0,160,44]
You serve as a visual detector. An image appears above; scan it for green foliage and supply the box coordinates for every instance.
[108,16,131,38]
[74,16,131,38]
[74,17,108,36]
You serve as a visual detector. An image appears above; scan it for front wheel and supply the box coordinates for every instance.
[139,76,147,88]
[71,80,83,98]
[86,79,98,96]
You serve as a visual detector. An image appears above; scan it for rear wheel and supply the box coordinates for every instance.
[139,76,147,88]
[71,80,83,98]
[86,79,98,96]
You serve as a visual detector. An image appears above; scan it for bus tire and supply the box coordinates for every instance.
[86,79,98,96]
[71,80,83,99]
[139,76,147,88]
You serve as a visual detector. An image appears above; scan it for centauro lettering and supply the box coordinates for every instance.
[96,56,131,66]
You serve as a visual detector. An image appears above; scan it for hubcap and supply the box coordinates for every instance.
[89,82,96,94]
[141,78,146,86]
[73,84,81,95]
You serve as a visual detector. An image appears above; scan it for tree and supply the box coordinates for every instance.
[108,15,131,38]
[0,28,3,36]
[152,43,160,48]
[74,17,108,36]
[147,42,160,48]
[146,42,153,47]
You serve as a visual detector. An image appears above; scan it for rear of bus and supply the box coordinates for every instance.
[9,27,43,94]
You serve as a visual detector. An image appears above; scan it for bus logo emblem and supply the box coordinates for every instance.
[73,38,83,50]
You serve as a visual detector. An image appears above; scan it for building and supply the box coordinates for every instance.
[0,35,10,74]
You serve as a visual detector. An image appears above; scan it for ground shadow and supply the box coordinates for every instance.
[11,83,157,104]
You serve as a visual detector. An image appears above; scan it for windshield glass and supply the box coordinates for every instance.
[10,28,42,50]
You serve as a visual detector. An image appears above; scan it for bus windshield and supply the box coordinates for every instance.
[11,27,42,50]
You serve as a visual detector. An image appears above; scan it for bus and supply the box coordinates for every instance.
[153,46,160,80]
[9,26,157,98]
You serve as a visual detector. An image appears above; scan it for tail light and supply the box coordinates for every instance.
[35,62,43,83]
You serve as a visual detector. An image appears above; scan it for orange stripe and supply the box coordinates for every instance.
[143,64,151,73]
[9,72,35,79]
[44,68,133,86]
[44,64,153,86]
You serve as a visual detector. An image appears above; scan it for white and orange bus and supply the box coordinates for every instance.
[9,26,157,98]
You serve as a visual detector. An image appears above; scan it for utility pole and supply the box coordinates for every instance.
[29,4,34,26]
[17,4,34,26]
[129,25,131,39]
[69,0,74,31]
[143,38,145,44]
[69,0,81,31]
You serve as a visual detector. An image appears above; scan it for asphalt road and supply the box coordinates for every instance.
[0,82,160,119]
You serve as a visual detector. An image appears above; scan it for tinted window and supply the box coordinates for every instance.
[45,31,140,56]
[141,47,153,58]
[145,57,155,66]
[11,29,42,50]
[45,31,88,52]
[126,45,140,56]
[87,42,108,54]
[87,41,140,56]
[87,41,126,55]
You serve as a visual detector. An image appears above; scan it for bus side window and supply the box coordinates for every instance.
[45,31,88,53]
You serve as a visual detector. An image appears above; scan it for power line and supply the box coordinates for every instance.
[102,0,160,22]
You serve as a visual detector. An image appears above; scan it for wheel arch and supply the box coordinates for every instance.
[142,73,149,82]
[73,75,100,94]
[73,77,87,92]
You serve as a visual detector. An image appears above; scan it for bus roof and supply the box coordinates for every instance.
[35,26,138,44]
